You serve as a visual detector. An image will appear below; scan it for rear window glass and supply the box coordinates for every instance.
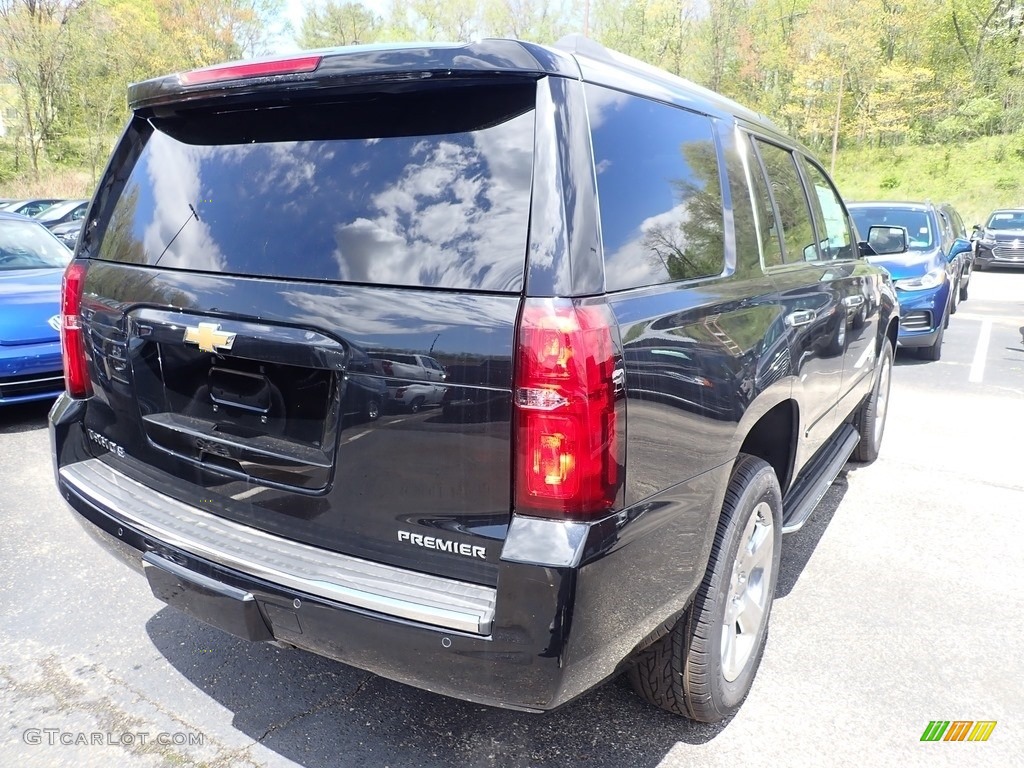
[95,85,536,292]
[0,219,70,270]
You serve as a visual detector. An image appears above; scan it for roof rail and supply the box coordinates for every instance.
[553,34,614,62]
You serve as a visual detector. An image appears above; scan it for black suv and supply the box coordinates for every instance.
[973,209,1024,269]
[50,38,899,722]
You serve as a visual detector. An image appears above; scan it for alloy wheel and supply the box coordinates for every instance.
[721,502,775,682]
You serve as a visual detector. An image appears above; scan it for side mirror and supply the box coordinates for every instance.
[949,238,972,258]
[860,225,908,256]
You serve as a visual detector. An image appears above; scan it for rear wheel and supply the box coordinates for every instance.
[852,338,893,463]
[365,399,380,421]
[959,278,969,302]
[409,396,425,414]
[628,455,782,722]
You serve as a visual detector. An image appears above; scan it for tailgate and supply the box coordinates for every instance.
[80,265,519,585]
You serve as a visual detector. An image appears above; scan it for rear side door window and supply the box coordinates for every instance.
[800,159,854,261]
[948,208,967,239]
[937,210,955,252]
[750,139,817,263]
[587,86,725,291]
[745,138,785,268]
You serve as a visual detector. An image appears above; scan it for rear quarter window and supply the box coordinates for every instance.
[587,86,725,291]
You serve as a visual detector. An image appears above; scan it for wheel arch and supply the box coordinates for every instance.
[735,399,798,497]
[883,316,898,356]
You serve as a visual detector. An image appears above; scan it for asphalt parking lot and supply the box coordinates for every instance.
[1,270,1022,768]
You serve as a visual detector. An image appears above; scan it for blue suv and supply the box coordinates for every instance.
[849,201,972,360]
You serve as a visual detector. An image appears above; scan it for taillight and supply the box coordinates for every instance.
[179,55,322,86]
[514,298,620,519]
[61,261,91,399]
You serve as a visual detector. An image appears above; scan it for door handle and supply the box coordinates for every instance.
[842,295,865,308]
[785,310,816,328]
[612,367,626,396]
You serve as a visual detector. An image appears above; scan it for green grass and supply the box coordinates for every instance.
[0,167,95,199]
[831,135,1024,227]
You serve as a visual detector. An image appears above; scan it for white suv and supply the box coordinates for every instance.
[368,353,446,412]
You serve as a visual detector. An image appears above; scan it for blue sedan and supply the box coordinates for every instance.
[0,212,70,404]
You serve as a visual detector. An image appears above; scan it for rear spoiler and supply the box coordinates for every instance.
[127,39,580,111]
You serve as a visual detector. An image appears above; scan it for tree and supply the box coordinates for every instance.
[695,0,745,92]
[0,0,82,175]
[481,0,573,41]
[592,0,694,76]
[68,0,170,181]
[152,0,285,67]
[408,0,480,39]
[298,1,382,47]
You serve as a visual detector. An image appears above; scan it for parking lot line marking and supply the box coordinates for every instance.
[344,430,370,444]
[969,319,992,383]
[232,486,267,501]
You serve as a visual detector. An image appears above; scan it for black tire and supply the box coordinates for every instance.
[852,338,893,463]
[628,455,782,722]
[409,396,425,414]
[918,320,944,361]
[950,279,959,315]
[959,279,969,303]
[365,399,380,421]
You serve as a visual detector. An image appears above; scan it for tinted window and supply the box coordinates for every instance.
[94,85,536,292]
[0,220,71,270]
[850,207,934,250]
[937,210,954,248]
[745,137,785,268]
[948,207,966,238]
[588,86,724,291]
[17,202,57,217]
[753,140,817,262]
[801,159,853,260]
[721,132,765,270]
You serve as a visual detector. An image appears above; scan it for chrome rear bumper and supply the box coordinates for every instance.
[59,458,496,635]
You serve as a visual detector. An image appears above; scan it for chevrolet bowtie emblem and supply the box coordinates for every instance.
[183,322,236,354]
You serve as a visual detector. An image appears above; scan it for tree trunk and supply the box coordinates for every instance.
[830,66,846,177]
